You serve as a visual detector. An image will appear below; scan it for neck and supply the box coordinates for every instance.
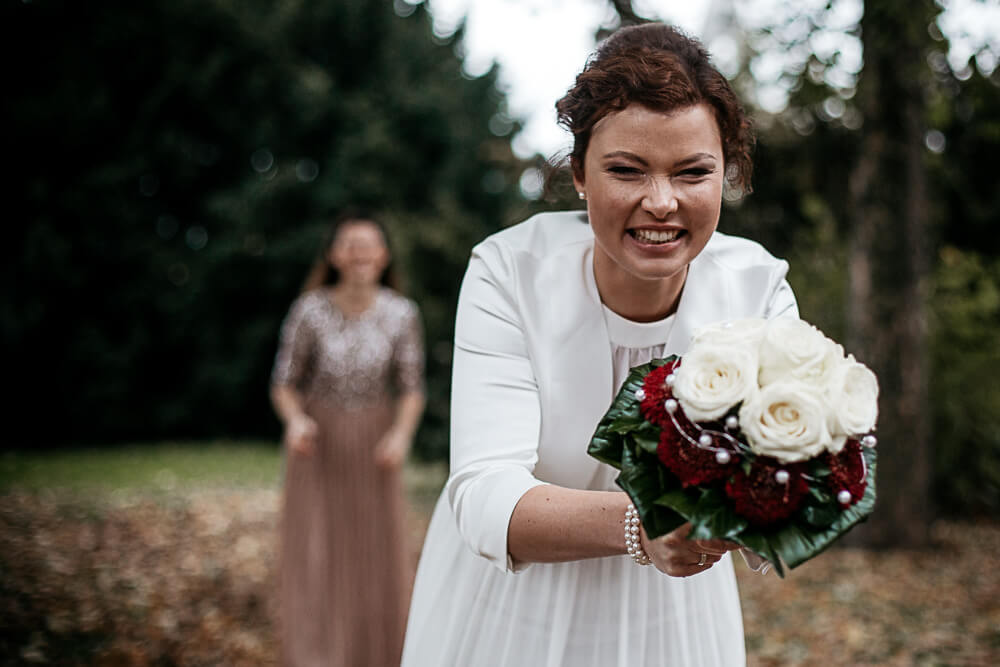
[331,282,379,313]
[593,254,686,323]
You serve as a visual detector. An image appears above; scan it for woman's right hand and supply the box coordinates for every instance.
[284,415,318,456]
[641,522,739,577]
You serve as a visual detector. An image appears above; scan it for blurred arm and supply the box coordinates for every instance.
[270,384,308,425]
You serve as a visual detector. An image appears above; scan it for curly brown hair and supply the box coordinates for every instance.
[556,23,754,193]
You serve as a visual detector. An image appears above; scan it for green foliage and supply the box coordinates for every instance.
[930,248,1000,514]
[3,0,529,458]
[930,66,1000,255]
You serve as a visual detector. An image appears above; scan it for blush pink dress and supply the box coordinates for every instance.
[271,287,424,667]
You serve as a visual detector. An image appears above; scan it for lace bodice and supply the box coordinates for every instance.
[271,288,424,408]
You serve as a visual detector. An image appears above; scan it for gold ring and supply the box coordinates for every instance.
[698,553,707,566]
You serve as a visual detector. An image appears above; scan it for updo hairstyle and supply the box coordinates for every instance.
[556,23,754,193]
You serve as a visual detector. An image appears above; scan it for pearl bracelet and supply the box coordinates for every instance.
[625,503,651,565]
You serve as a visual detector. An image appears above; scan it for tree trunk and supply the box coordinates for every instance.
[845,0,935,548]
[607,0,645,27]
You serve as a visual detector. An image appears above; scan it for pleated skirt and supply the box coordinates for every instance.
[402,493,747,667]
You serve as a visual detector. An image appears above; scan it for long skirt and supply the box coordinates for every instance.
[279,398,410,667]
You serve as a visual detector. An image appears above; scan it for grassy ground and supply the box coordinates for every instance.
[1,443,997,665]
[0,441,448,514]
[0,441,284,494]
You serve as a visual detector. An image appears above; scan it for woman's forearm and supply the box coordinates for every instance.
[507,486,630,564]
[270,384,308,424]
[391,391,425,438]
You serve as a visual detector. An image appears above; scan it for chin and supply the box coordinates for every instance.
[624,255,692,281]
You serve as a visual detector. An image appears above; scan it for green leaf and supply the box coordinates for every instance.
[586,431,623,469]
[608,399,644,434]
[768,446,877,569]
[588,362,665,467]
[655,487,701,516]
[632,431,659,456]
[800,504,840,527]
[617,441,685,539]
[608,417,642,434]
[810,463,833,478]
[808,485,833,504]
[688,488,749,540]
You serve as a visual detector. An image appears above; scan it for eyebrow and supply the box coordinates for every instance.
[600,151,719,167]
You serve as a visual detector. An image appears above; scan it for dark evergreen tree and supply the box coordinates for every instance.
[2,0,528,458]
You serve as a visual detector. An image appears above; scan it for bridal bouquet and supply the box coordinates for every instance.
[588,318,879,576]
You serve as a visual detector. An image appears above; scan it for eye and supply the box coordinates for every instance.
[607,165,642,177]
[679,167,714,178]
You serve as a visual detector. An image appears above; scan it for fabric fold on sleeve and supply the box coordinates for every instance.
[765,262,799,321]
[447,467,547,572]
[446,243,547,573]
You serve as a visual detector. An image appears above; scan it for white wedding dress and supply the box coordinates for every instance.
[402,306,748,667]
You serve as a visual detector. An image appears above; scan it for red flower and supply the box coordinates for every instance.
[638,359,681,429]
[644,359,738,487]
[825,439,868,507]
[657,424,737,488]
[725,460,810,526]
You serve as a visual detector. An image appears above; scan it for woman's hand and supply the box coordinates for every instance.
[284,415,318,456]
[641,522,740,577]
[374,428,411,469]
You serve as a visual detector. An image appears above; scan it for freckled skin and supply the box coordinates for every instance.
[574,103,725,321]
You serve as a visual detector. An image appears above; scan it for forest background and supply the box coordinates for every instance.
[3,0,999,525]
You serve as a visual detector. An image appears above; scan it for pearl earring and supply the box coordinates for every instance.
[578,191,586,200]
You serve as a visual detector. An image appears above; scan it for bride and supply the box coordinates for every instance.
[402,23,797,667]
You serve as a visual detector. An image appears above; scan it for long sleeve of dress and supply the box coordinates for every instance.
[392,301,426,395]
[765,275,799,321]
[446,245,548,573]
[271,294,316,390]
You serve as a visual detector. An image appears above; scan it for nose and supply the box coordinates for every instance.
[641,178,678,219]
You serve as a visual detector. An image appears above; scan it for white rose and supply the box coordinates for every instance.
[738,381,836,462]
[690,318,768,349]
[674,343,758,422]
[826,354,880,442]
[758,318,844,388]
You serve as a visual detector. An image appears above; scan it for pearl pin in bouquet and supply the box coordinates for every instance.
[588,318,879,576]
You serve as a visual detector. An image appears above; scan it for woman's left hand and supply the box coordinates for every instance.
[374,428,411,469]
[641,522,741,577]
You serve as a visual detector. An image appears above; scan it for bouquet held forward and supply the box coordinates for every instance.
[588,318,879,576]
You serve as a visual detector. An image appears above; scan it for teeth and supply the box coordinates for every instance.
[632,228,680,243]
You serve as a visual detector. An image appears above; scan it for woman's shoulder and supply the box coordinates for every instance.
[286,288,327,315]
[474,210,592,260]
[699,231,788,272]
[378,288,420,318]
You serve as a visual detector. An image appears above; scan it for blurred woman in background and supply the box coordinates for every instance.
[270,210,425,667]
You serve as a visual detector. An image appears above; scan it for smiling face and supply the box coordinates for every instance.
[573,103,725,318]
[327,220,390,288]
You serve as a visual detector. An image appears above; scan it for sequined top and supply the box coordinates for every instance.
[271,288,424,409]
